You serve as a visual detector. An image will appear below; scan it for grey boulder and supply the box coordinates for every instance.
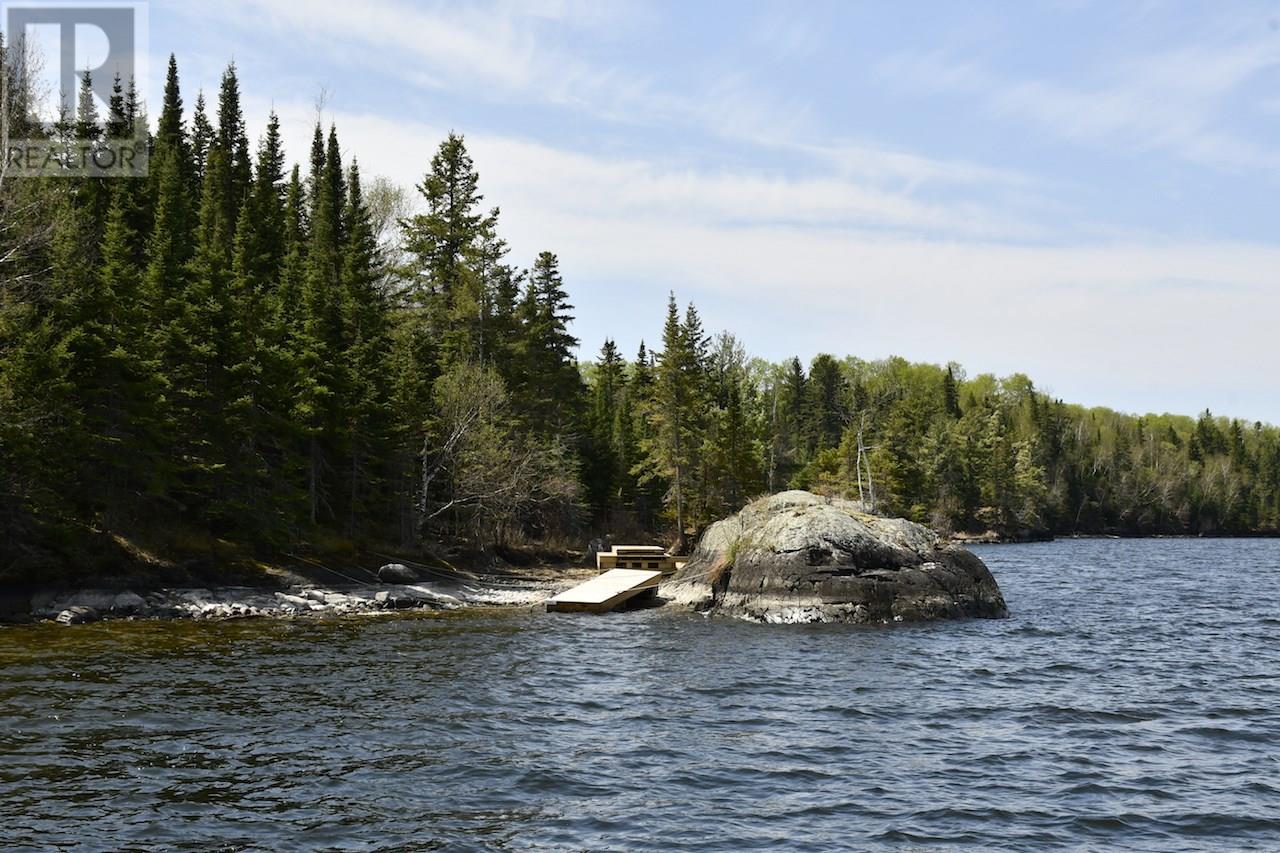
[378,563,418,583]
[376,587,439,610]
[110,591,149,616]
[660,490,1008,624]
[55,605,101,625]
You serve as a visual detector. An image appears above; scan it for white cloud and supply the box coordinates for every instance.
[880,36,1280,172]
[187,0,651,111]
[256,101,1044,241]
[182,0,1041,204]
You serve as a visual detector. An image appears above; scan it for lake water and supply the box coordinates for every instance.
[3,539,1279,850]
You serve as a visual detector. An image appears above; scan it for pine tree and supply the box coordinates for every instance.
[105,73,128,138]
[340,160,392,536]
[92,71,147,264]
[216,63,253,223]
[71,71,109,253]
[308,123,325,195]
[145,143,190,316]
[515,251,582,432]
[943,365,962,419]
[272,164,309,338]
[401,132,494,366]
[124,76,142,135]
[780,356,808,482]
[175,144,238,516]
[703,333,760,515]
[482,229,523,377]
[270,163,312,523]
[153,55,186,164]
[294,128,350,524]
[218,201,275,534]
[586,339,626,515]
[807,354,846,452]
[629,341,661,528]
[190,91,214,185]
[638,294,705,550]
[249,111,288,282]
[323,126,346,246]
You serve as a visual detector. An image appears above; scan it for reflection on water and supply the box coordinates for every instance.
[3,539,1279,850]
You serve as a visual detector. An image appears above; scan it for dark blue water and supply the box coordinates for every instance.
[3,539,1279,850]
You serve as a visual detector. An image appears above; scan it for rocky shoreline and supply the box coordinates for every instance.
[14,566,575,626]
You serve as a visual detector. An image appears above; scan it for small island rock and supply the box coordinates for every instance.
[660,490,1008,624]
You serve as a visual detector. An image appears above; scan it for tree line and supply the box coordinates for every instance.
[2,50,1278,582]
[587,338,1280,540]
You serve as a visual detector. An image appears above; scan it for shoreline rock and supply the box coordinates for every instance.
[660,490,1009,624]
[377,563,419,583]
[21,577,566,625]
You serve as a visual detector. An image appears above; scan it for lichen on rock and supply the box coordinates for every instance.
[659,490,1008,624]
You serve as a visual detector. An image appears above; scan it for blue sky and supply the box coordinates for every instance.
[91,2,1280,420]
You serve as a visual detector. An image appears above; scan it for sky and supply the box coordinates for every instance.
[39,1,1280,421]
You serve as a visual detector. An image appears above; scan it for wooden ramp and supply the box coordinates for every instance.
[545,569,663,614]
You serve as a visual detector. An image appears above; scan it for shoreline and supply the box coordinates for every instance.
[7,534,1277,625]
[953,531,1280,545]
[3,570,594,626]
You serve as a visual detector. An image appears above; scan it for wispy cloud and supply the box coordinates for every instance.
[879,33,1280,172]
[176,0,651,109]
[257,100,1047,242]
[179,0,1040,204]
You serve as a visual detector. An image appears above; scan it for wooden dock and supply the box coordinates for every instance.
[546,545,687,614]
[545,568,664,613]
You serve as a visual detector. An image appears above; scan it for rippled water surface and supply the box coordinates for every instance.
[3,539,1280,850]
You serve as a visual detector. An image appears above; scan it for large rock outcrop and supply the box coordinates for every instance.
[660,491,1008,624]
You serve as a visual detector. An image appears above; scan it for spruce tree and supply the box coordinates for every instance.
[275,165,308,335]
[323,126,346,246]
[638,294,703,550]
[515,251,582,432]
[807,354,846,452]
[629,341,661,528]
[175,144,237,515]
[250,111,288,281]
[401,132,494,366]
[340,160,392,536]
[482,230,523,377]
[586,339,625,515]
[71,71,109,252]
[294,128,349,524]
[680,303,712,521]
[943,365,962,419]
[216,63,253,222]
[190,91,214,185]
[105,73,128,138]
[153,55,186,164]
